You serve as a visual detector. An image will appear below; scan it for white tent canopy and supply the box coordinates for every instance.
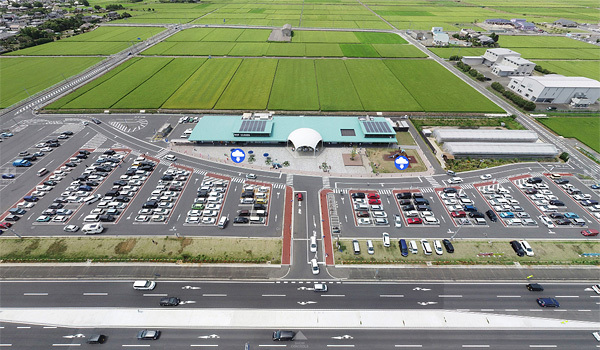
[287,128,322,150]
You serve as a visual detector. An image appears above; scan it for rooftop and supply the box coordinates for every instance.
[518,75,600,88]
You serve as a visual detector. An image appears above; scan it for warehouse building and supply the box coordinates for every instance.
[433,129,539,143]
[508,75,600,105]
[443,142,558,159]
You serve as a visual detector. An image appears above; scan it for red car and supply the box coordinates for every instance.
[296,193,303,201]
[368,198,381,205]
[367,193,380,199]
[407,217,422,225]
[451,211,467,218]
[581,229,599,237]
[0,222,12,229]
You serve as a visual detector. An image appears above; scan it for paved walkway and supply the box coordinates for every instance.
[2,308,598,329]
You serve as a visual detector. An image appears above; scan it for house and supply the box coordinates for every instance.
[485,18,511,25]
[515,21,536,31]
[478,35,495,45]
[554,19,577,27]
[431,27,444,34]
[282,24,292,37]
[433,32,449,46]
[268,24,292,42]
[507,75,600,104]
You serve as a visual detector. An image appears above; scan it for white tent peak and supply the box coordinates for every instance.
[287,128,323,149]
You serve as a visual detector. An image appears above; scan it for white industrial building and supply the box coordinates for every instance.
[508,75,600,105]
[481,48,535,76]
[433,129,539,143]
[482,48,520,66]
[443,142,558,159]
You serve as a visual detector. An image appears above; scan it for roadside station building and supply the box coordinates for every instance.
[188,115,397,152]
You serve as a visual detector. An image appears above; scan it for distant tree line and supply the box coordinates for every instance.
[456,61,486,82]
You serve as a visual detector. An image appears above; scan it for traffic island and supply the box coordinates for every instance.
[0,237,282,264]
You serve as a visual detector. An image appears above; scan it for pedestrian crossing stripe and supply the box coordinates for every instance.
[272,183,286,189]
[286,174,294,187]
[193,169,207,175]
[231,177,245,183]
[322,177,331,189]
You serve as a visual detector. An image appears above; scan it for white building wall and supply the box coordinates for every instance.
[508,77,600,103]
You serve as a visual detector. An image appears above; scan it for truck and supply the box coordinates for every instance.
[13,159,32,167]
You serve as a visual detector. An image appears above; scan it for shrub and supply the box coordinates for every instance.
[559,152,570,161]
[491,82,504,92]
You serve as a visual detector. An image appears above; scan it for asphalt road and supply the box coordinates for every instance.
[0,322,597,349]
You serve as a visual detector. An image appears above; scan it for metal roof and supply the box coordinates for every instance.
[433,129,539,143]
[443,142,558,156]
[518,75,600,88]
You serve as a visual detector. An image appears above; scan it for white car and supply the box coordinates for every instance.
[135,215,150,222]
[63,225,79,232]
[372,211,387,218]
[206,204,221,210]
[185,216,201,224]
[201,217,216,224]
[394,215,402,228]
[203,210,218,217]
[35,143,46,148]
[314,283,328,292]
[382,232,390,247]
[405,210,419,217]
[519,240,534,256]
[165,155,177,161]
[448,177,463,184]
[480,174,492,180]
[133,280,155,291]
[246,173,257,179]
[17,201,35,208]
[40,147,53,152]
[539,215,555,228]
[52,215,68,222]
[433,240,443,255]
[151,215,166,222]
[187,210,202,217]
[357,218,371,225]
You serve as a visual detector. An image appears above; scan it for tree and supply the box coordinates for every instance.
[33,1,43,7]
[94,5,101,10]
[559,152,569,162]
[81,0,89,6]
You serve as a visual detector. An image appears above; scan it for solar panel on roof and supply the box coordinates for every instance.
[362,121,392,134]
[239,120,267,133]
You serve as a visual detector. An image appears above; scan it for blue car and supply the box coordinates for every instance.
[499,212,515,219]
[2,174,15,179]
[591,184,600,189]
[0,132,13,138]
[564,212,579,219]
[537,297,559,308]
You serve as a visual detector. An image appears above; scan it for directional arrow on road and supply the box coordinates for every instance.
[297,301,317,306]
[198,334,220,339]
[417,301,438,306]
[180,301,196,304]
[297,286,307,291]
[332,335,354,340]
[413,287,431,291]
[182,286,201,290]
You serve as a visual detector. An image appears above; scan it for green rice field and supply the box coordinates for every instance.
[47,57,503,113]
[0,57,102,108]
[534,60,600,80]
[537,117,600,153]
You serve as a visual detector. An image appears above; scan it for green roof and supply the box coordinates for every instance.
[189,115,396,143]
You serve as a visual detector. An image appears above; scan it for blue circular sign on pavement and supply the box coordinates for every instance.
[394,155,410,171]
[230,148,246,163]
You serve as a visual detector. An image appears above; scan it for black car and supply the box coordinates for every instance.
[138,165,154,171]
[99,215,115,222]
[402,204,415,211]
[414,198,429,205]
[396,192,412,200]
[79,150,91,155]
[86,334,107,344]
[510,240,525,257]
[241,191,254,198]
[103,149,116,155]
[526,283,544,291]
[169,186,182,191]
[524,189,538,195]
[9,208,26,215]
[442,239,454,253]
[398,199,411,206]
[114,180,128,187]
[356,210,369,217]
[76,154,88,160]
[43,180,58,186]
[554,179,569,184]
[549,213,564,219]
[105,190,119,197]
[95,166,111,173]
[253,204,265,210]
[469,211,485,218]
[351,192,365,199]
[416,205,431,211]
[527,177,543,184]
[233,217,249,224]
[238,210,250,216]
[549,200,565,206]
[47,142,60,148]
[273,330,295,341]
[143,201,158,209]
[65,162,78,168]
[77,175,89,181]
[197,190,209,198]
[555,219,571,225]
[159,297,180,306]
[45,139,58,144]
[412,192,424,199]
[23,155,37,161]
[161,175,174,181]
[485,209,498,222]
[443,187,457,193]
[91,118,101,125]
[115,195,130,203]
[62,131,74,136]
[86,181,99,187]
[125,169,137,176]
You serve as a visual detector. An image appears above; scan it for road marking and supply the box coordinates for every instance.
[83,293,108,296]
[504,309,519,312]
[554,295,579,298]
[321,294,345,297]
[16,327,31,329]
[52,345,80,347]
[262,294,286,297]
[327,346,355,348]
[529,346,557,348]
[122,346,150,348]
[395,346,422,348]
[462,346,489,348]
[0,344,12,347]
[496,295,521,298]
[143,294,167,297]
[44,326,58,329]
[258,345,286,347]
[578,309,591,312]
[190,346,219,347]
[203,294,227,297]
[480,309,494,312]
[23,293,48,296]
[439,295,462,298]
[380,295,404,298]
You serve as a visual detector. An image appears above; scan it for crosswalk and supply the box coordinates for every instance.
[231,177,246,184]
[272,183,286,190]
[193,168,207,175]
[424,175,440,187]
[155,148,170,159]
[82,134,108,150]
[322,177,331,189]
[420,187,435,193]
[286,174,294,187]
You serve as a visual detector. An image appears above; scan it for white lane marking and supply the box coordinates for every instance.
[578,309,591,312]
[480,309,494,312]
[23,293,48,296]
[327,346,355,348]
[504,309,519,311]
[554,295,579,298]
[258,345,287,347]
[529,346,557,348]
[43,327,57,329]
[395,346,423,348]
[16,327,31,329]
[462,346,490,348]
[202,294,227,297]
[190,346,219,348]
[0,344,12,347]
[142,294,168,297]
[321,294,346,297]
[262,294,286,297]
[496,295,521,298]
[52,345,81,347]
[83,293,108,296]
[380,295,404,298]
[122,346,151,348]
[439,295,463,298]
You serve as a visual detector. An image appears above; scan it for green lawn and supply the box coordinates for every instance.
[0,57,102,108]
[372,44,427,58]
[340,44,380,57]
[268,59,320,110]
[499,35,598,48]
[61,26,165,42]
[162,58,242,109]
[4,41,130,56]
[534,60,600,80]
[537,117,600,153]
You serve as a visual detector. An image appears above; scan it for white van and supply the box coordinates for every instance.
[310,258,319,275]
[255,210,267,217]
[409,240,418,254]
[255,193,267,199]
[423,216,439,225]
[84,214,99,222]
[367,240,374,255]
[217,216,228,229]
[133,280,155,290]
[352,240,360,255]
[240,198,254,204]
[207,196,221,203]
[249,216,264,224]
[382,232,390,247]
[37,168,49,177]
[82,223,104,234]
[421,239,432,255]
[310,236,317,253]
